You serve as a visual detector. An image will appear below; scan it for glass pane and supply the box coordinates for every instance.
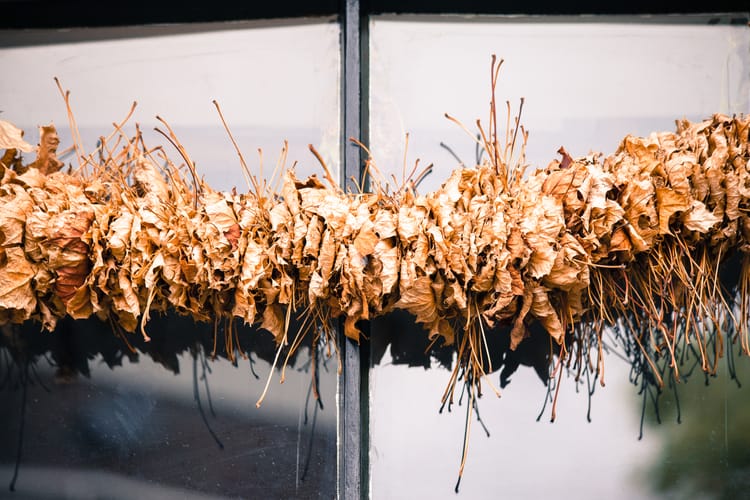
[0,20,341,190]
[0,19,340,499]
[368,14,750,499]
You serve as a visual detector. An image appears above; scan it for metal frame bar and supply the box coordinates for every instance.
[1,1,747,29]
[339,1,368,498]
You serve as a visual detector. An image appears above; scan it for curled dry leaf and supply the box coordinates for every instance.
[0,120,34,153]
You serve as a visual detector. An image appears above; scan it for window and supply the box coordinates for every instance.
[367,15,750,499]
[0,18,340,499]
[1,3,748,500]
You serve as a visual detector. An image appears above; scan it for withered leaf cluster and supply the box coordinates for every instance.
[0,110,748,403]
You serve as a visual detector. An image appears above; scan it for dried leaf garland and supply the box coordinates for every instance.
[0,82,747,500]
[1,71,749,490]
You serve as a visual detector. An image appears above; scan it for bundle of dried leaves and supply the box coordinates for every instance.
[0,63,749,484]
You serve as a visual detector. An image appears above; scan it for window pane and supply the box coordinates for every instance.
[368,14,749,499]
[0,20,341,190]
[0,19,340,499]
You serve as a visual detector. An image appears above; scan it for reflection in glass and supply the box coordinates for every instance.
[0,315,337,499]
[642,336,750,499]
[367,14,749,499]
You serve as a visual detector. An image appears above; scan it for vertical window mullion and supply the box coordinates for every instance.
[338,0,368,499]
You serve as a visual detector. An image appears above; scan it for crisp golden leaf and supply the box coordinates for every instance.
[394,276,439,333]
[725,170,741,221]
[261,303,285,341]
[510,286,533,350]
[65,281,94,319]
[303,215,322,258]
[544,234,588,292]
[108,212,134,262]
[656,186,691,235]
[397,204,428,244]
[522,196,564,279]
[353,225,378,257]
[373,239,399,296]
[373,209,397,239]
[682,200,721,233]
[0,185,33,246]
[530,286,563,343]
[0,120,34,153]
[204,191,238,233]
[0,247,36,321]
[318,229,336,285]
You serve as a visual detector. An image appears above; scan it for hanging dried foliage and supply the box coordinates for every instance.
[1,59,749,485]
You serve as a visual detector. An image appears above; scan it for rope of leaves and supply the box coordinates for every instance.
[1,60,749,487]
